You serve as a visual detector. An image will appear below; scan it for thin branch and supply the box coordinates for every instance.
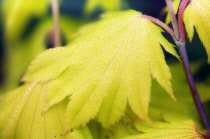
[165,0,180,40]
[178,42,210,129]
[52,0,61,47]
[165,0,210,131]
[142,15,175,40]
[178,0,189,42]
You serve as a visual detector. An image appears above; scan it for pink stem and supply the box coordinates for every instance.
[142,15,175,40]
[165,0,180,40]
[177,0,210,130]
[52,0,61,47]
[178,0,189,42]
[179,43,210,130]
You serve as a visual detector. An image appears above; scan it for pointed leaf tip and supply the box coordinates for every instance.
[184,0,210,63]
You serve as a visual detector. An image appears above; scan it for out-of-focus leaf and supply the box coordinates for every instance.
[22,10,178,132]
[184,0,210,63]
[0,82,93,139]
[3,20,51,91]
[84,0,122,14]
[149,63,210,122]
[2,0,51,41]
[60,15,83,43]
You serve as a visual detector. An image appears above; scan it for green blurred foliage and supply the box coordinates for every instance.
[2,0,51,41]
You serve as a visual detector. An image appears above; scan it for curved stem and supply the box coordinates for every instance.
[178,43,210,129]
[178,0,189,42]
[165,0,180,40]
[165,0,210,131]
[52,0,61,47]
[142,15,175,40]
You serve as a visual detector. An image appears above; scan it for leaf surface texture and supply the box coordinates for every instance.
[0,83,93,139]
[23,10,178,131]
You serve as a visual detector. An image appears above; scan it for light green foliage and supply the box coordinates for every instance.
[2,0,51,41]
[22,10,178,132]
[3,20,51,90]
[60,15,83,43]
[84,0,121,14]
[184,0,210,63]
[1,0,50,90]
[0,82,93,139]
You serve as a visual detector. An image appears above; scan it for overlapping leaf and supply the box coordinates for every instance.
[121,62,209,139]
[184,0,210,63]
[119,63,209,139]
[0,82,93,139]
[123,118,206,139]
[23,10,178,132]
[88,109,140,139]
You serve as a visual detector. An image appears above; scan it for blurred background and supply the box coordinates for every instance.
[0,0,209,93]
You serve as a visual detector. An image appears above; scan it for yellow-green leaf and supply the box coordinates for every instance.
[22,47,71,82]
[123,118,206,139]
[184,0,210,63]
[0,82,93,139]
[23,10,178,131]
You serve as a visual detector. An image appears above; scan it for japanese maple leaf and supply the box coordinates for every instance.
[22,10,178,132]
[184,0,210,63]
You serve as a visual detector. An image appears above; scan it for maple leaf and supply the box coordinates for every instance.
[184,0,210,63]
[22,10,178,131]
[0,82,93,139]
[84,0,121,14]
[123,118,207,139]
